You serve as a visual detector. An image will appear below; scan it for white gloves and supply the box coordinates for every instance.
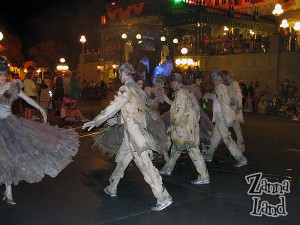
[203,93,214,102]
[82,120,97,131]
[107,117,117,126]
[167,126,174,134]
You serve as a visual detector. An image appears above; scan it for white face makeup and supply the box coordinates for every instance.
[0,71,8,86]
[158,82,164,88]
[171,81,180,91]
[119,71,127,83]
[136,80,144,89]
[195,78,202,86]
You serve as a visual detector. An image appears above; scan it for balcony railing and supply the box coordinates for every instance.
[80,34,300,65]
[200,34,300,56]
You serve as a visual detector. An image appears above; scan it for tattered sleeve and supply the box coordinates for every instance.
[170,89,187,126]
[233,81,243,109]
[93,87,129,126]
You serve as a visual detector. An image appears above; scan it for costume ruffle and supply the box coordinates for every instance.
[146,112,170,155]
[0,115,79,185]
[160,107,214,146]
[92,124,124,157]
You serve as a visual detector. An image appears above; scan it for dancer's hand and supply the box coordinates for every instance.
[203,93,211,102]
[82,120,97,131]
[167,126,174,134]
[41,110,47,124]
[107,117,117,126]
[38,108,47,124]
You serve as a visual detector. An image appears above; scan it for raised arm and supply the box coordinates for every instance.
[18,91,47,123]
[164,94,173,105]
[82,88,129,131]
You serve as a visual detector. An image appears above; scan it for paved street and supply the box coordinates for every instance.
[1,96,299,225]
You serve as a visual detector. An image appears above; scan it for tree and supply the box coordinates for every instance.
[0,31,24,67]
[28,40,67,71]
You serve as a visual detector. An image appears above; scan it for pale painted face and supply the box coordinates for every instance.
[212,79,222,87]
[136,80,144,89]
[0,71,8,86]
[157,82,164,88]
[119,71,127,83]
[170,81,181,91]
[223,75,230,83]
[195,78,202,86]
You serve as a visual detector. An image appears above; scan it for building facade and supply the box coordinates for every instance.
[78,0,300,92]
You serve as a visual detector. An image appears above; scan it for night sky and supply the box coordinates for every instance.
[1,0,109,68]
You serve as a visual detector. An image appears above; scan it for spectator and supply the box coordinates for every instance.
[39,78,53,115]
[243,95,253,113]
[53,72,64,115]
[70,72,81,104]
[63,73,71,97]
[253,81,261,113]
[23,72,38,120]
[60,97,89,123]
[257,96,267,114]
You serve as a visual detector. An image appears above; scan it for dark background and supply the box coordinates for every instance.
[1,0,110,68]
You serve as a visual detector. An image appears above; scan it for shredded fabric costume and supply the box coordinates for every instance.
[0,80,79,185]
[90,78,171,205]
[92,85,170,158]
[160,85,209,181]
[92,120,124,157]
[187,84,214,145]
[145,85,171,157]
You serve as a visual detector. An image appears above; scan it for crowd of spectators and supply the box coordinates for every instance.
[83,49,102,63]
[9,69,92,125]
[240,79,299,122]
[81,80,108,100]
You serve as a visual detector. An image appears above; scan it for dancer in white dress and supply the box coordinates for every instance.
[0,56,79,206]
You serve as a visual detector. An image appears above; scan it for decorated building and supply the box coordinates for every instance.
[78,0,300,91]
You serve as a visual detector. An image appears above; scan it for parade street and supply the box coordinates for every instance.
[0,98,299,225]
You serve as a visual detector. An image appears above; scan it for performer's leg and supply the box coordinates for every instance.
[204,125,222,161]
[159,145,182,175]
[3,183,16,205]
[188,148,210,183]
[133,150,172,206]
[218,122,247,167]
[104,146,132,196]
[163,137,172,162]
[232,120,245,152]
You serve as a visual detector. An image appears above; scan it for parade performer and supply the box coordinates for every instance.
[83,63,172,211]
[187,71,214,149]
[92,74,172,163]
[222,70,245,152]
[203,71,247,167]
[143,75,172,162]
[0,56,79,206]
[159,73,210,185]
[137,56,150,80]
[152,60,173,86]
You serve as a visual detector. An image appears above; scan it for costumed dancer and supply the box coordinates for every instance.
[0,56,79,206]
[222,70,245,152]
[152,60,173,86]
[159,73,210,185]
[137,56,150,81]
[187,71,214,150]
[83,63,172,211]
[143,75,172,162]
[203,71,247,167]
